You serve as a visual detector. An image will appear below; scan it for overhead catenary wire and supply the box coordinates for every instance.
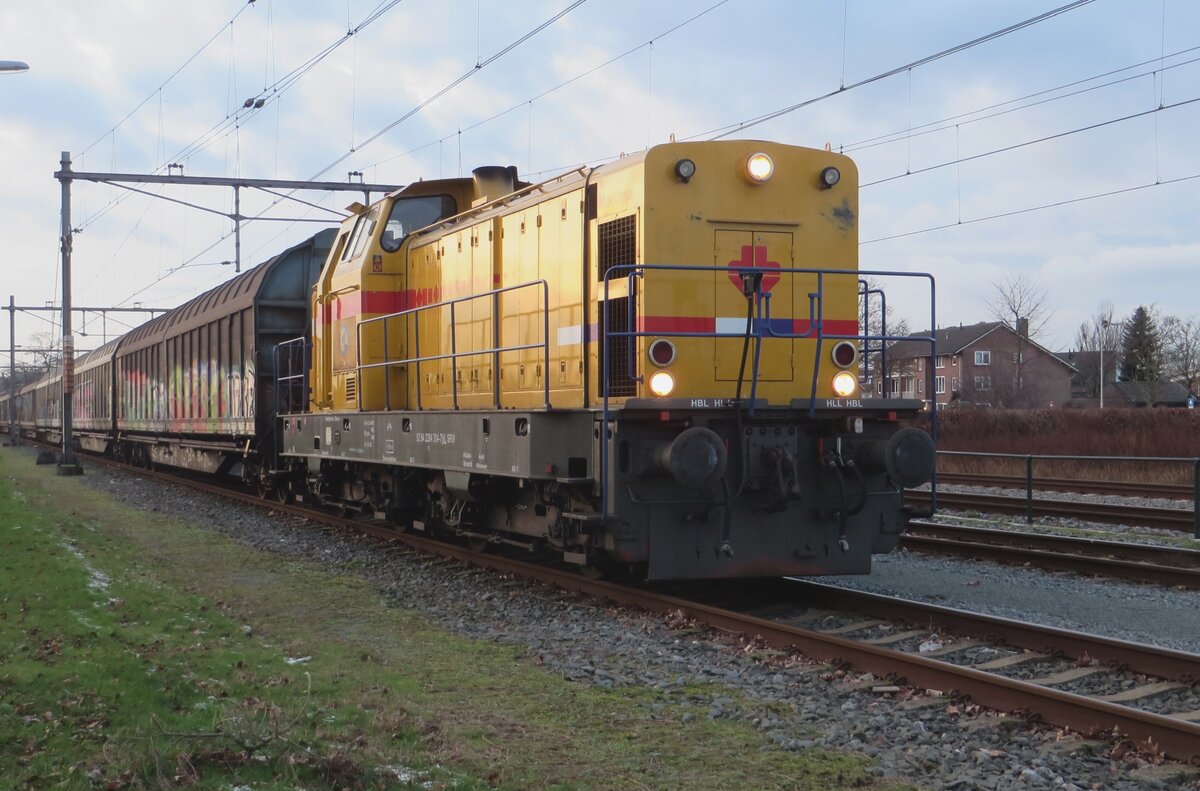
[310,0,591,183]
[362,0,731,174]
[75,0,408,234]
[840,45,1200,154]
[76,0,256,159]
[689,0,1098,141]
[65,0,1190,328]
[861,95,1200,189]
[861,172,1200,246]
[110,0,589,309]
[528,2,1127,179]
[84,0,713,313]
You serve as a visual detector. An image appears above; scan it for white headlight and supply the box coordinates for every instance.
[832,371,858,397]
[649,371,675,397]
[746,152,774,183]
[675,158,696,182]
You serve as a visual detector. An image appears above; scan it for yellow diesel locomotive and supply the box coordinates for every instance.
[277,140,935,579]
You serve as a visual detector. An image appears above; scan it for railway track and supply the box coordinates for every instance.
[936,471,1193,500]
[899,521,1200,589]
[906,489,1197,532]
[19,448,1200,763]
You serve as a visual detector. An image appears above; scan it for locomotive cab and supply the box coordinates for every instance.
[310,171,517,413]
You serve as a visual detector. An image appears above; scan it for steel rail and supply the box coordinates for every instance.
[899,521,1200,589]
[397,542,1200,761]
[21,448,1200,762]
[771,580,1200,682]
[906,490,1194,531]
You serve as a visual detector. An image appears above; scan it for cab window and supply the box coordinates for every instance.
[380,195,457,252]
[344,204,382,262]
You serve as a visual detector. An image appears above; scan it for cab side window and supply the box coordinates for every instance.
[380,195,457,252]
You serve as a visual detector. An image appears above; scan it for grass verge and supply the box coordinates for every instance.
[0,449,894,790]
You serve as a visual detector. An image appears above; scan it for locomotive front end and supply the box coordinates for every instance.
[593,141,934,579]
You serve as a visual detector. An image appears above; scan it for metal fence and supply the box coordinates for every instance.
[938,449,1200,537]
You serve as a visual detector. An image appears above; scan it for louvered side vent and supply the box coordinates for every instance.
[597,215,636,282]
[603,296,637,397]
[344,375,357,405]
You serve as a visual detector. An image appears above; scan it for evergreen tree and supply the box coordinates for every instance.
[1119,306,1162,382]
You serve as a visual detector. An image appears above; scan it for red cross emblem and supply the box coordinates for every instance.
[727,244,780,296]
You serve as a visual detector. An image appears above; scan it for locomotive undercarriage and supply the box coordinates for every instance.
[277,403,933,580]
[284,459,599,558]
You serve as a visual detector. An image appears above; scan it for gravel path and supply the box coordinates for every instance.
[69,461,1200,791]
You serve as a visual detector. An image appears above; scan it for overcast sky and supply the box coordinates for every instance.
[1,0,1197,357]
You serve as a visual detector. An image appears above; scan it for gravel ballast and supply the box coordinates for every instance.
[70,460,1200,791]
[812,550,1200,656]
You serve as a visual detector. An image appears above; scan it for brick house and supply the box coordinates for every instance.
[874,321,1076,410]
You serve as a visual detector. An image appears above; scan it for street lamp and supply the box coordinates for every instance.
[0,61,30,73]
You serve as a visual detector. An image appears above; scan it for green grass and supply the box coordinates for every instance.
[0,450,897,789]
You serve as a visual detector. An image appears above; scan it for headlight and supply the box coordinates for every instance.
[674,158,696,183]
[746,152,774,184]
[820,166,841,189]
[649,371,675,397]
[832,371,857,397]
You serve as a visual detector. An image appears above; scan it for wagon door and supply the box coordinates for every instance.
[713,230,793,382]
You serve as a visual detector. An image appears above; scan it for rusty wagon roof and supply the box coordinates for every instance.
[117,231,334,355]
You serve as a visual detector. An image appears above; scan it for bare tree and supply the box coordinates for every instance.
[859,277,911,395]
[1160,315,1200,394]
[985,271,1054,405]
[986,271,1053,339]
[26,330,62,374]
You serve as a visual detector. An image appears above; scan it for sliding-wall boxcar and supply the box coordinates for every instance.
[111,231,333,479]
[72,338,120,454]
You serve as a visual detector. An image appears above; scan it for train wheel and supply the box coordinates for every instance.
[577,556,640,582]
[577,554,617,580]
[577,562,606,580]
[253,469,274,501]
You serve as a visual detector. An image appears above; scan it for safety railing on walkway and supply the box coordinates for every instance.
[357,279,551,411]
